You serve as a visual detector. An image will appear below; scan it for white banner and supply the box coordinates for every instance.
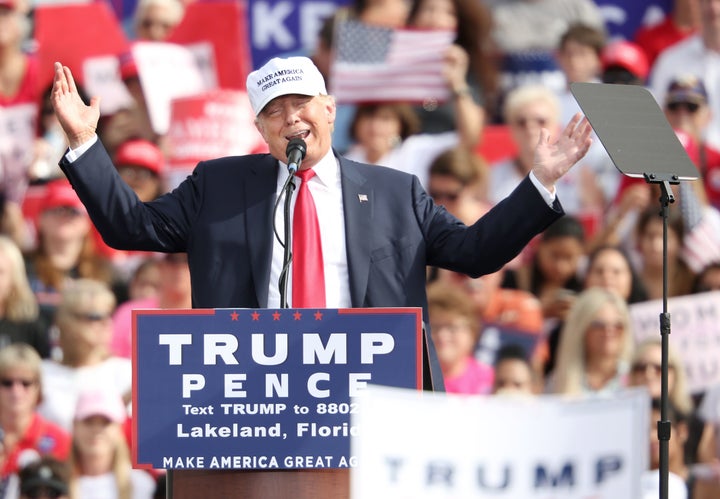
[630,291,720,393]
[351,386,649,499]
[132,41,215,135]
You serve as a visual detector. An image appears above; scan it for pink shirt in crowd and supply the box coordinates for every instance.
[443,357,494,395]
[111,297,158,358]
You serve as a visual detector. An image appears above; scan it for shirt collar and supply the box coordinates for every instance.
[308,147,339,187]
[277,147,338,189]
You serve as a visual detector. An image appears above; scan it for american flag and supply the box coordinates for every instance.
[679,180,720,273]
[330,20,455,103]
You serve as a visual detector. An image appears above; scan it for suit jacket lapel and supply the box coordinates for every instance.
[246,155,279,308]
[338,155,373,307]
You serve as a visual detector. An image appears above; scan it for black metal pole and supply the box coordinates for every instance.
[657,180,675,499]
[166,469,173,498]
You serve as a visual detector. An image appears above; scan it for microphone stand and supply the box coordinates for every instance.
[275,172,296,309]
[276,138,306,309]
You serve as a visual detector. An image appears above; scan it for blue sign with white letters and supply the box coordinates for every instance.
[132,307,422,470]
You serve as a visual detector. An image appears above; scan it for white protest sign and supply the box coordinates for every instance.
[351,386,648,499]
[182,41,218,90]
[83,55,134,116]
[630,291,720,393]
[0,103,37,204]
[132,41,215,135]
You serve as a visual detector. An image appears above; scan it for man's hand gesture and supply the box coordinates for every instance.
[51,62,101,149]
[532,112,593,193]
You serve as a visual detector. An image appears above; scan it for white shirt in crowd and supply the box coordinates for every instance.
[38,357,132,431]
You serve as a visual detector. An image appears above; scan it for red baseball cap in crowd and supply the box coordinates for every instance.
[601,40,649,80]
[74,390,127,424]
[0,0,17,9]
[114,139,165,175]
[40,179,85,213]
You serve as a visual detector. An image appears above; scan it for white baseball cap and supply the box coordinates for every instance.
[246,56,327,115]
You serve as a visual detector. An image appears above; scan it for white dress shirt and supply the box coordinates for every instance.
[269,148,351,308]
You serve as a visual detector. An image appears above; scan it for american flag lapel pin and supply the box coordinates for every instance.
[358,194,368,203]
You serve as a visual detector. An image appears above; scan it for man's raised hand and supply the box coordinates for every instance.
[51,62,101,149]
[532,112,593,193]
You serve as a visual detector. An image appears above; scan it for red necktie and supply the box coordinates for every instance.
[292,169,326,308]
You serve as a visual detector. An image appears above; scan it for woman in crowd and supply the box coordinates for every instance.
[427,280,493,394]
[0,0,39,206]
[628,337,708,466]
[629,338,693,417]
[548,287,634,396]
[38,279,131,431]
[583,244,649,304]
[509,215,586,332]
[68,390,155,498]
[133,0,184,41]
[25,180,118,321]
[125,258,160,303]
[405,0,496,143]
[634,205,694,300]
[0,343,70,479]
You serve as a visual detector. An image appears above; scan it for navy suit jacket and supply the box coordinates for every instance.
[60,141,564,389]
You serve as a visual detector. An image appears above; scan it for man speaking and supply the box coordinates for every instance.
[50,56,592,390]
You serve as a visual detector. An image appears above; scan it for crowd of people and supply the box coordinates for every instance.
[3,0,720,497]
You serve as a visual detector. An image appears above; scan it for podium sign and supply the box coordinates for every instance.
[132,307,423,471]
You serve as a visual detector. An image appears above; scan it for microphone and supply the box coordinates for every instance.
[286,138,307,174]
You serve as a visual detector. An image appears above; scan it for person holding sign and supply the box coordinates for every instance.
[49,56,591,390]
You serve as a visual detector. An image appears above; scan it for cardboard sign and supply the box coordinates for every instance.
[166,90,266,169]
[82,55,134,116]
[132,308,422,470]
[165,90,268,188]
[34,3,130,94]
[132,41,213,136]
[167,0,252,89]
[630,291,720,393]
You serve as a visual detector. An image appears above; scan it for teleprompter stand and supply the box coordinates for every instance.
[571,82,699,499]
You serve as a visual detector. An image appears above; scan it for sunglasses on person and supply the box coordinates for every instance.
[0,377,36,389]
[631,361,674,375]
[70,311,112,322]
[667,101,701,113]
